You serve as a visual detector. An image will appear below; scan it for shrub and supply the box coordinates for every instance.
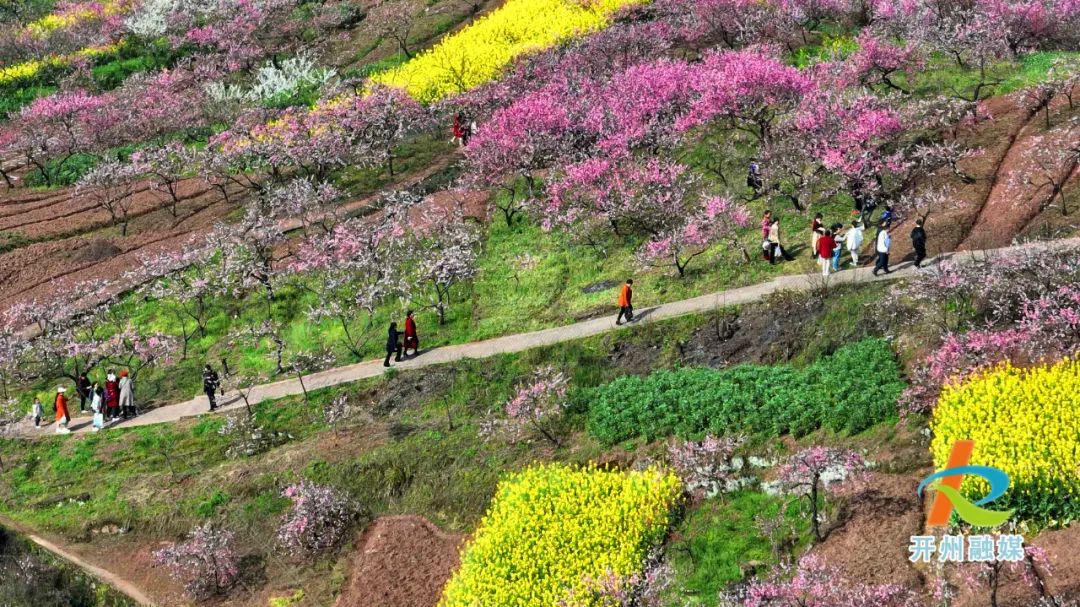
[931,359,1080,521]
[277,481,353,559]
[439,464,681,607]
[370,0,645,102]
[584,339,903,445]
[153,523,240,600]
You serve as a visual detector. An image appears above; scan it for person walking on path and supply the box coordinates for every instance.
[760,211,772,260]
[90,383,104,431]
[32,398,43,428]
[817,229,837,277]
[873,226,892,276]
[810,213,824,258]
[616,279,634,325]
[54,387,70,433]
[911,218,928,268]
[830,223,844,271]
[104,371,120,421]
[118,370,135,419]
[203,364,221,411]
[845,220,864,267]
[768,218,794,264]
[748,159,763,196]
[404,310,420,356]
[76,373,91,413]
[453,114,466,147]
[384,322,404,367]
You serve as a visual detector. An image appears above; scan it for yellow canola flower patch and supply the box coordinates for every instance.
[0,60,47,85]
[25,1,124,37]
[931,359,1080,503]
[0,43,119,87]
[371,0,646,103]
[440,463,681,607]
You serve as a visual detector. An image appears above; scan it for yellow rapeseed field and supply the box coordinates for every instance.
[371,0,646,103]
[439,464,681,607]
[931,359,1080,506]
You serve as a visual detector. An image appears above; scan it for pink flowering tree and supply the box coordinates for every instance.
[776,447,867,541]
[738,553,920,607]
[290,192,418,356]
[75,158,143,236]
[128,244,217,358]
[839,32,923,94]
[131,143,196,218]
[15,90,109,186]
[639,196,752,277]
[277,481,353,559]
[153,523,240,600]
[409,210,480,325]
[667,434,746,499]
[484,366,569,446]
[955,545,1059,607]
[267,177,342,236]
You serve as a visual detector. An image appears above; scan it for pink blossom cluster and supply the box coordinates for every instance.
[153,524,240,600]
[742,553,920,607]
[277,481,353,559]
[666,434,745,499]
[777,446,866,540]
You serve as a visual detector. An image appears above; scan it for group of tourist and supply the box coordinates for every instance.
[32,370,135,434]
[763,210,928,277]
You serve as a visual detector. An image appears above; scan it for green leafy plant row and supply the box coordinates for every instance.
[583,338,904,444]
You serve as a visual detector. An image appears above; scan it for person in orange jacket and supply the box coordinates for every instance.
[616,279,634,325]
[54,386,70,433]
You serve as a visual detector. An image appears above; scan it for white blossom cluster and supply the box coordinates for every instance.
[206,53,335,105]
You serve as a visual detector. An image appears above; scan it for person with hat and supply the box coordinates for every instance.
[118,370,135,419]
[54,386,70,433]
[105,371,120,421]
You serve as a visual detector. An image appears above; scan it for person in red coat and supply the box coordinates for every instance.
[817,229,837,277]
[403,310,419,356]
[104,371,120,421]
[54,386,70,433]
[452,114,465,146]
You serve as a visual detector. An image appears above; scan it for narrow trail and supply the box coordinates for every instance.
[0,514,155,606]
[18,236,1079,438]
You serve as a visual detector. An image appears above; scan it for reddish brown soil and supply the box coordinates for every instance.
[810,473,926,590]
[334,515,464,607]
[889,88,1080,263]
[1031,524,1080,601]
[0,154,466,324]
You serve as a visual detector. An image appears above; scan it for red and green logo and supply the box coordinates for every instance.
[918,440,1014,527]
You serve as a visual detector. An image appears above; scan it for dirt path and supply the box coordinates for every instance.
[0,514,155,606]
[17,236,1079,437]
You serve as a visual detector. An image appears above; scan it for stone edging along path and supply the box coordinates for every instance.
[17,236,1080,437]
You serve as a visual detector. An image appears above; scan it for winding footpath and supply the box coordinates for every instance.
[15,236,1080,438]
[0,514,155,606]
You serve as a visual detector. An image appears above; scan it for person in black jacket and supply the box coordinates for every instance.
[384,322,404,367]
[911,218,927,268]
[203,364,221,411]
[76,373,92,412]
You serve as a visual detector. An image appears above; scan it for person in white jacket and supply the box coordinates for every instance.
[873,226,892,276]
[845,221,864,267]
